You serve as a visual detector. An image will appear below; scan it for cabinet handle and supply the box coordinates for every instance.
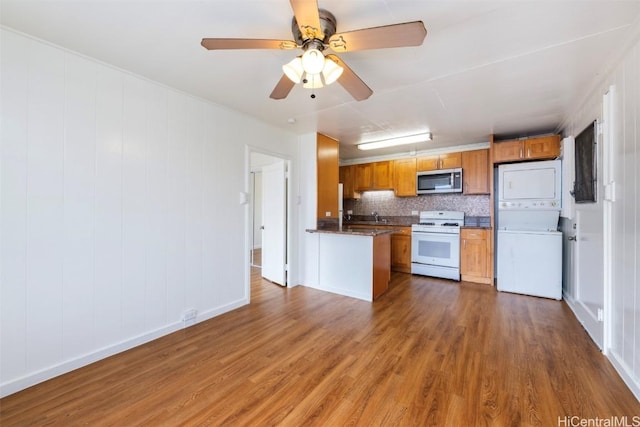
[519,148,523,158]
[527,148,531,157]
[464,240,467,249]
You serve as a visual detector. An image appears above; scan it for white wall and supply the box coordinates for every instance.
[561,24,640,399]
[0,28,299,397]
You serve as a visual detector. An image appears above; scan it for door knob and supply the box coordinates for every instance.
[568,235,576,241]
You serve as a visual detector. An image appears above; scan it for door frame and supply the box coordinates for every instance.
[245,146,293,300]
[601,85,615,354]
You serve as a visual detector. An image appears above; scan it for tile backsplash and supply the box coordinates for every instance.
[344,191,490,217]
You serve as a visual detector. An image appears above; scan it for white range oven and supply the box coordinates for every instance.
[411,211,464,281]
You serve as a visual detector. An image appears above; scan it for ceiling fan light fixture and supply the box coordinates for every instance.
[357,132,433,151]
[303,73,324,89]
[301,48,325,74]
[321,57,343,85]
[283,56,304,83]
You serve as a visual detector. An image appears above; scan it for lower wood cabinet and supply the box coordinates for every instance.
[347,225,411,273]
[390,227,411,273]
[460,228,492,284]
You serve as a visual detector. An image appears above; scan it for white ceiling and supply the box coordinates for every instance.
[2,1,640,160]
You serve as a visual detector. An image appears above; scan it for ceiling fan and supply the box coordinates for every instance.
[201,0,427,101]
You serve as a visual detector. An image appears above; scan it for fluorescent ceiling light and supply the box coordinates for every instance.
[357,132,433,151]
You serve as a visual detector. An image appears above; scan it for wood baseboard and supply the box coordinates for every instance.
[461,274,492,285]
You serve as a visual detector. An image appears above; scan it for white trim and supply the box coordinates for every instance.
[601,86,615,354]
[608,351,640,402]
[0,298,247,398]
[562,291,603,351]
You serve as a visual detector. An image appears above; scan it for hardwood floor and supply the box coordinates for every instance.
[2,271,639,426]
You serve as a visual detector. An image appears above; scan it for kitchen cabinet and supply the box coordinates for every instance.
[317,133,339,219]
[417,152,461,171]
[390,227,412,273]
[393,158,417,197]
[355,161,394,191]
[348,224,411,273]
[460,228,491,284]
[307,229,391,301]
[339,165,360,199]
[461,149,490,195]
[492,135,560,163]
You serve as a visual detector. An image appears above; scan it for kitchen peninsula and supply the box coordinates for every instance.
[306,227,393,301]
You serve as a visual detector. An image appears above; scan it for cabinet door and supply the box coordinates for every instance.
[339,165,360,199]
[373,161,394,190]
[393,158,417,197]
[417,156,440,171]
[461,149,489,195]
[391,228,411,273]
[524,135,560,160]
[460,229,490,281]
[439,152,462,169]
[317,133,339,219]
[355,163,373,191]
[492,140,524,163]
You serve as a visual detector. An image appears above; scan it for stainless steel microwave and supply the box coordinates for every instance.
[416,168,463,194]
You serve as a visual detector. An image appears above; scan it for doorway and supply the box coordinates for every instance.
[250,171,263,268]
[249,151,289,287]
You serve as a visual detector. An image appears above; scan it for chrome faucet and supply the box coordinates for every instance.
[372,211,380,223]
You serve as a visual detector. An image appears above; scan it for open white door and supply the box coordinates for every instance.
[261,160,287,286]
[573,119,604,349]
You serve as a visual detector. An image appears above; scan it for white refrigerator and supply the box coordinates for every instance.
[496,160,563,300]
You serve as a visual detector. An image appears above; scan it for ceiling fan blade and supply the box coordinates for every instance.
[326,54,372,101]
[328,21,427,52]
[201,38,297,50]
[289,0,324,40]
[270,75,296,100]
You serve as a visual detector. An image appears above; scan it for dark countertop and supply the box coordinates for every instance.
[319,215,491,229]
[306,227,397,236]
[342,215,416,227]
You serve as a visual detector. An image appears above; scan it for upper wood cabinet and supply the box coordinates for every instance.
[339,165,360,199]
[317,133,339,219]
[417,152,462,171]
[393,158,417,197]
[461,149,489,195]
[355,161,394,191]
[355,163,373,191]
[492,135,560,163]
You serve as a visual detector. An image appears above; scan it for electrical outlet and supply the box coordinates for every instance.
[182,308,197,327]
[411,210,419,215]
[597,308,604,322]
[347,210,353,215]
[325,211,331,217]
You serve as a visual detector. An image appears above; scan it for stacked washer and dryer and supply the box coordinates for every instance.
[496,160,563,300]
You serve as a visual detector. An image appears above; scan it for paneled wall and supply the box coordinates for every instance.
[0,29,298,396]
[562,29,640,398]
